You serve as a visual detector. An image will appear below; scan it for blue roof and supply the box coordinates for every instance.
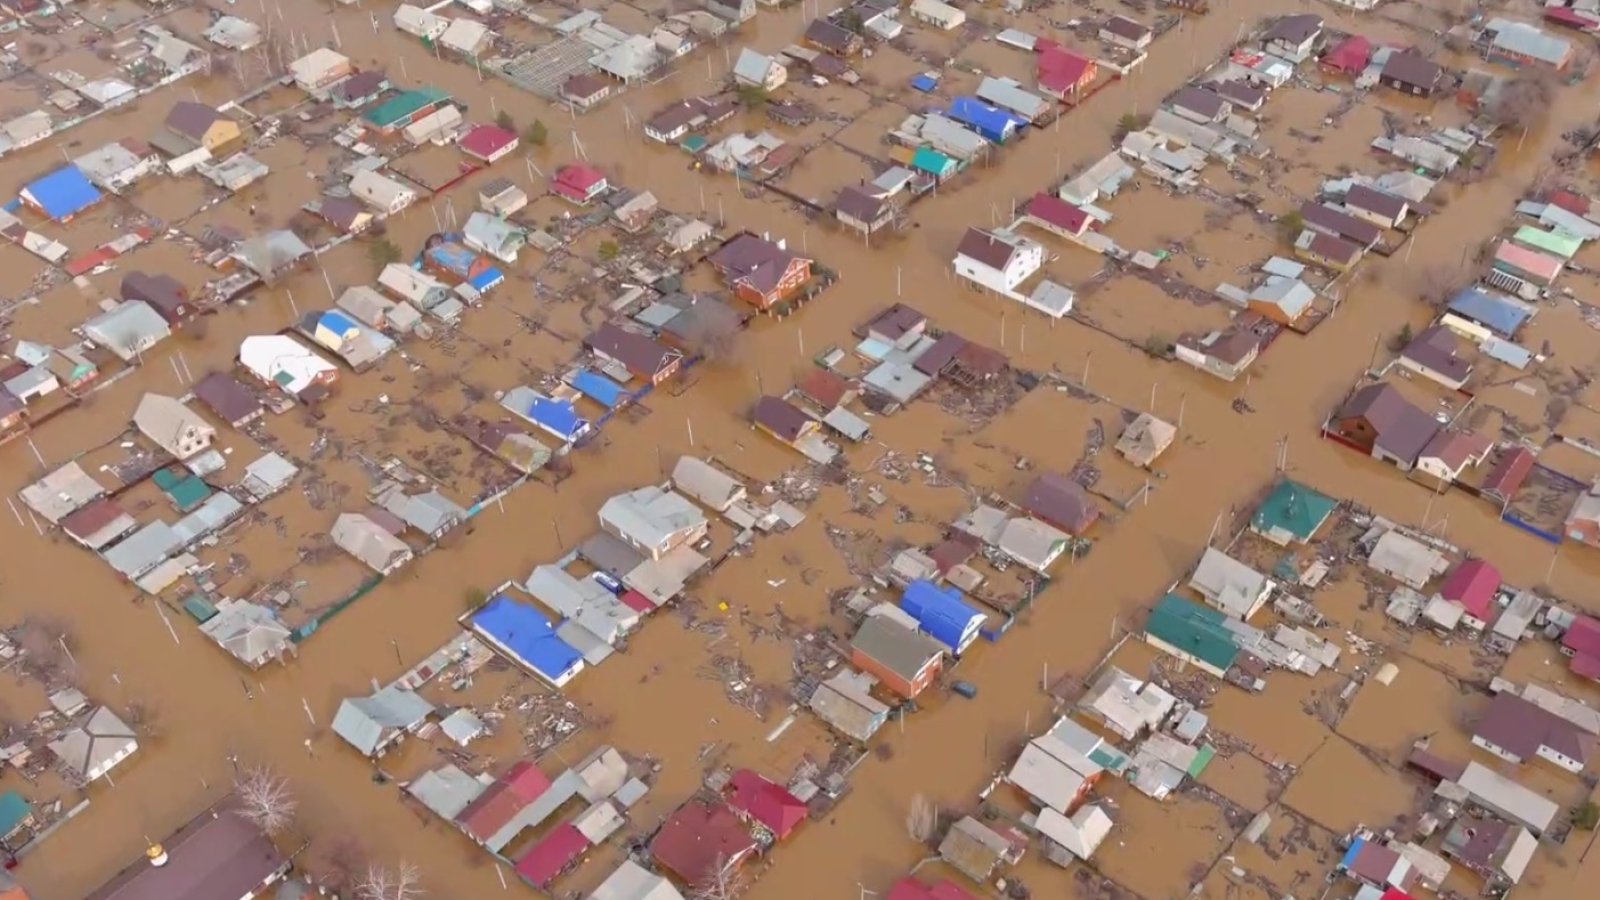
[947,97,1025,139]
[1339,836,1366,871]
[23,165,101,220]
[0,790,31,835]
[319,310,358,335]
[472,595,583,683]
[569,369,629,408]
[900,579,983,653]
[425,243,477,273]
[910,74,939,92]
[527,396,589,442]
[469,267,504,291]
[1448,287,1532,336]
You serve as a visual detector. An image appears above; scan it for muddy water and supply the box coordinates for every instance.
[5,0,1600,898]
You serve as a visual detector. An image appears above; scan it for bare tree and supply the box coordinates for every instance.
[357,861,425,900]
[313,836,366,895]
[15,616,76,683]
[689,858,746,900]
[234,766,297,835]
[1415,263,1470,309]
[1488,70,1559,131]
[907,793,937,844]
[676,298,743,365]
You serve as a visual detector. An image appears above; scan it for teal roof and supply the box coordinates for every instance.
[365,87,450,128]
[912,146,954,175]
[0,790,31,835]
[161,475,212,512]
[1146,594,1239,671]
[1252,479,1335,542]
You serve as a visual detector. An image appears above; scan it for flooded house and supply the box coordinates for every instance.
[364,87,453,135]
[332,70,391,109]
[1263,13,1324,62]
[709,234,813,309]
[311,196,374,235]
[587,861,682,899]
[458,124,518,164]
[552,164,609,206]
[888,877,976,900]
[471,595,585,687]
[670,456,746,512]
[202,15,263,51]
[375,483,467,540]
[289,47,352,94]
[1433,560,1501,630]
[804,18,862,56]
[1379,51,1442,96]
[808,669,889,741]
[1440,817,1537,887]
[160,101,242,155]
[1143,594,1241,679]
[239,335,339,401]
[732,48,787,91]
[644,96,738,143]
[1101,15,1153,51]
[1023,193,1096,242]
[1446,761,1560,834]
[1481,18,1573,69]
[1337,837,1418,893]
[1294,230,1363,273]
[938,816,1023,883]
[560,73,613,111]
[834,186,895,236]
[1344,184,1411,230]
[900,580,984,655]
[1188,548,1272,620]
[586,323,684,386]
[331,684,434,758]
[1023,472,1099,535]
[1176,329,1260,381]
[909,0,965,29]
[48,706,138,784]
[599,485,707,560]
[1328,383,1439,471]
[479,178,529,217]
[753,396,837,463]
[612,190,659,233]
[83,796,289,900]
[998,516,1072,573]
[73,139,159,193]
[953,227,1044,296]
[724,769,808,841]
[976,76,1052,123]
[850,615,945,698]
[349,169,417,215]
[650,799,758,887]
[1398,325,1472,391]
[332,512,414,575]
[1116,413,1177,468]
[1470,691,1593,772]
[462,212,527,264]
[20,165,102,223]
[1300,202,1382,249]
[232,230,313,283]
[197,599,292,669]
[133,393,215,461]
[1415,429,1492,488]
[1038,47,1097,100]
[1006,732,1103,814]
[1367,530,1449,589]
[336,285,421,334]
[1078,667,1174,740]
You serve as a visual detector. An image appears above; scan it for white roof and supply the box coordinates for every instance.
[1189,547,1270,618]
[1006,741,1091,813]
[133,393,215,459]
[239,334,337,395]
[350,169,415,209]
[290,47,350,83]
[588,859,686,900]
[1452,761,1559,833]
[1036,805,1113,860]
[332,513,412,573]
[21,462,105,523]
[198,599,290,666]
[670,456,744,511]
[440,18,491,54]
[48,706,137,781]
[599,485,706,552]
[1367,530,1449,589]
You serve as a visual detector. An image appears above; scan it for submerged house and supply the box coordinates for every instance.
[901,580,984,655]
[708,234,813,310]
[1329,383,1439,470]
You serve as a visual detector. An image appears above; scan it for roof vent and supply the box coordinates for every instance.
[147,844,168,867]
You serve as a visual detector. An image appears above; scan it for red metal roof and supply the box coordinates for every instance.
[555,165,604,192]
[1564,615,1600,657]
[1038,47,1093,93]
[1025,192,1091,235]
[1482,447,1535,500]
[650,800,757,885]
[454,761,550,840]
[1572,650,1600,681]
[1322,35,1372,73]
[458,124,517,160]
[619,590,654,614]
[1549,188,1592,216]
[1438,559,1501,619]
[514,822,589,887]
[1544,7,1599,31]
[725,769,808,840]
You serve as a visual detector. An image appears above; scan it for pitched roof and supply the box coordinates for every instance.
[1146,594,1239,671]
[164,101,229,141]
[1023,472,1099,533]
[852,616,943,679]
[334,70,388,102]
[1103,15,1150,40]
[587,323,678,377]
[1474,691,1594,766]
[955,227,1019,270]
[725,769,807,839]
[85,799,285,900]
[1169,85,1228,119]
[835,185,889,222]
[753,395,814,441]
[562,72,610,100]
[1381,51,1441,90]
[1439,560,1501,619]
[192,372,262,424]
[1264,13,1322,44]
[1346,184,1409,220]
[708,234,804,294]
[1563,615,1600,656]
[1418,429,1491,472]
[458,123,517,159]
[650,800,757,885]
[1336,383,1439,463]
[1300,202,1382,245]
[1025,192,1091,234]
[1323,35,1372,72]
[1401,325,1471,383]
[1482,446,1536,499]
[797,367,852,408]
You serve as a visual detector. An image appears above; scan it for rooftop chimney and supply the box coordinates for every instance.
[147,845,168,867]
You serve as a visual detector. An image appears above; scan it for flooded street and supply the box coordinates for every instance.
[3,0,1600,898]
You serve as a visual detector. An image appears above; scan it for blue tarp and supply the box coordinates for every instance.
[527,396,589,443]
[901,579,984,654]
[425,243,477,275]
[22,165,101,221]
[1447,287,1533,337]
[910,74,938,93]
[569,369,628,408]
[469,267,504,291]
[472,595,584,685]
[319,310,359,335]
[947,97,1025,143]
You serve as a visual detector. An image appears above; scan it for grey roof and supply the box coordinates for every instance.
[998,516,1071,571]
[102,520,181,578]
[733,48,779,83]
[590,860,686,900]
[332,685,434,756]
[233,230,312,278]
[598,485,706,552]
[1452,761,1560,833]
[578,531,647,577]
[83,300,171,361]
[241,452,298,499]
[808,670,889,740]
[173,492,244,546]
[852,616,944,679]
[48,706,137,780]
[21,461,105,523]
[1486,18,1570,66]
[670,457,744,511]
[524,565,639,643]
[376,484,467,537]
[198,599,290,667]
[332,512,412,573]
[1189,547,1269,617]
[439,708,487,745]
[406,764,488,820]
[134,393,214,459]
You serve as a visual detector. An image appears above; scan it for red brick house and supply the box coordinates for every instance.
[585,322,683,386]
[851,616,944,698]
[708,234,813,310]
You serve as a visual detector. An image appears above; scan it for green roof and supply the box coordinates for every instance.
[162,475,212,512]
[1252,479,1335,543]
[912,146,954,175]
[365,87,450,128]
[1145,594,1239,671]
[0,790,31,835]
[183,593,218,623]
[1187,744,1217,778]
[1511,225,1582,260]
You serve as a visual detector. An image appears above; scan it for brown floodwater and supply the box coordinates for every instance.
[5,0,1600,898]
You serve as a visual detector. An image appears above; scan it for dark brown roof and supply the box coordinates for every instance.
[86,800,286,900]
[587,323,680,377]
[805,18,858,52]
[865,303,927,341]
[1406,745,1466,782]
[318,196,367,231]
[1337,383,1438,463]
[1401,325,1471,383]
[192,372,263,424]
[955,228,1017,270]
[753,395,814,442]
[163,101,228,141]
[334,70,388,103]
[1103,15,1150,40]
[1169,85,1228,119]
[451,415,525,453]
[1184,329,1259,365]
[835,185,889,223]
[951,342,1008,380]
[708,234,804,294]
[121,272,189,322]
[561,73,609,100]
[1473,692,1593,766]
[1264,13,1322,45]
[1444,817,1514,867]
[1299,202,1382,246]
[1381,51,1441,91]
[1023,472,1099,533]
[914,333,969,376]
[1345,841,1407,886]
[1301,231,1363,265]
[1345,184,1409,221]
[1210,80,1265,108]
